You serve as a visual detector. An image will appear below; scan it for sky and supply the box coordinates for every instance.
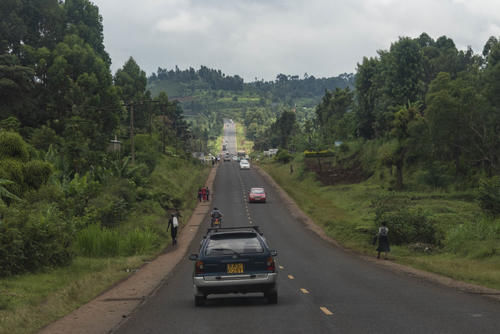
[91,0,500,82]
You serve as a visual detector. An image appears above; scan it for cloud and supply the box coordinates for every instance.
[154,12,211,33]
[92,0,500,81]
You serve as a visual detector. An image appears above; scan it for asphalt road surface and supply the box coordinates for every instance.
[116,120,500,334]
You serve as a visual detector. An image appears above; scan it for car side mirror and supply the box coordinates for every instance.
[270,250,278,257]
[189,254,198,261]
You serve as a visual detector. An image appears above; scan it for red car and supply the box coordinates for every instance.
[249,187,266,203]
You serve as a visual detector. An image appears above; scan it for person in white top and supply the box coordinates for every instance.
[167,213,179,245]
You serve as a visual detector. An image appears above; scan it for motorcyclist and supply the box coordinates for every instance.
[210,207,223,227]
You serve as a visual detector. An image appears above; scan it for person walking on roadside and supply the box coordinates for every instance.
[375,221,390,259]
[197,188,203,202]
[201,186,207,202]
[205,186,210,201]
[167,213,179,245]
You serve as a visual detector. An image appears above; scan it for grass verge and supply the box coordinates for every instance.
[0,256,145,334]
[259,158,500,290]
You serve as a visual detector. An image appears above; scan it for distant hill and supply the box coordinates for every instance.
[147,66,354,104]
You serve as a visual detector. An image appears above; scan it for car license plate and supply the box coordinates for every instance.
[227,263,244,274]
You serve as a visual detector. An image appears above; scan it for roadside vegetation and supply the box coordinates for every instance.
[0,2,211,333]
[252,33,500,290]
[259,147,500,290]
[235,123,254,154]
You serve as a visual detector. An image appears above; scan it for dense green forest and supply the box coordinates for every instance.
[257,33,500,189]
[0,0,207,277]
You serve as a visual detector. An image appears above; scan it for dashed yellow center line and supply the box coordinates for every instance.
[300,288,309,294]
[320,307,333,315]
[279,265,284,270]
[288,275,295,280]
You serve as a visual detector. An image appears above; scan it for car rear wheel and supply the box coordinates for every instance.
[265,289,278,304]
[194,295,206,306]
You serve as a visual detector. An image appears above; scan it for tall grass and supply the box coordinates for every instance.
[74,225,159,257]
[445,218,500,258]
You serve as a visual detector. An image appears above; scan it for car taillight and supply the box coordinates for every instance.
[195,260,204,274]
[266,257,275,272]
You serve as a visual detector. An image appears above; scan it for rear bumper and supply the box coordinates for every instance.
[249,197,266,203]
[193,273,277,295]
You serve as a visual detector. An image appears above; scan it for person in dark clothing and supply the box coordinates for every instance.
[197,188,203,202]
[376,222,390,259]
[210,207,223,227]
[167,213,179,245]
[205,186,210,201]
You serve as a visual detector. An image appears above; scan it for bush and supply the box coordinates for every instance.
[23,160,53,190]
[30,125,62,151]
[275,149,292,163]
[376,208,437,245]
[0,203,74,277]
[304,149,335,158]
[0,159,25,196]
[0,131,29,162]
[417,162,453,189]
[86,192,128,228]
[477,176,500,217]
[0,223,24,276]
[372,193,438,245]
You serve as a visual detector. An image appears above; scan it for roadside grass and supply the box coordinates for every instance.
[259,158,500,290]
[235,123,253,154]
[0,156,210,334]
[0,256,146,334]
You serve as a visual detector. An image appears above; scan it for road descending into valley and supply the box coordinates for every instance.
[116,120,500,334]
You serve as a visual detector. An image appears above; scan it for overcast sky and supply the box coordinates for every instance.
[91,0,500,82]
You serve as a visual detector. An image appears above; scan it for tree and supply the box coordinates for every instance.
[390,101,425,189]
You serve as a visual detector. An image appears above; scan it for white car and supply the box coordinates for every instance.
[240,159,250,169]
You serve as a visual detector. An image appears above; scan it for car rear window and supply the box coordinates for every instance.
[206,234,264,255]
[251,188,264,194]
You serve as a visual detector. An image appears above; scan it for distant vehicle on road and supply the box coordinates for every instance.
[189,226,278,306]
[223,153,231,161]
[239,159,250,169]
[249,187,266,203]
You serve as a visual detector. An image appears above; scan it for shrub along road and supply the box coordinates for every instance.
[112,121,500,334]
[38,165,218,334]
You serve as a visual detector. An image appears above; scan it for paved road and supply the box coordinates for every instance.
[116,120,500,334]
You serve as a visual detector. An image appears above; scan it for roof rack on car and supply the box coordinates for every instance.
[206,226,263,235]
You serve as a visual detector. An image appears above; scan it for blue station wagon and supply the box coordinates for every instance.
[189,226,278,306]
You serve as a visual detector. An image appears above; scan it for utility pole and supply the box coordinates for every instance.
[130,103,135,164]
[161,103,166,154]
